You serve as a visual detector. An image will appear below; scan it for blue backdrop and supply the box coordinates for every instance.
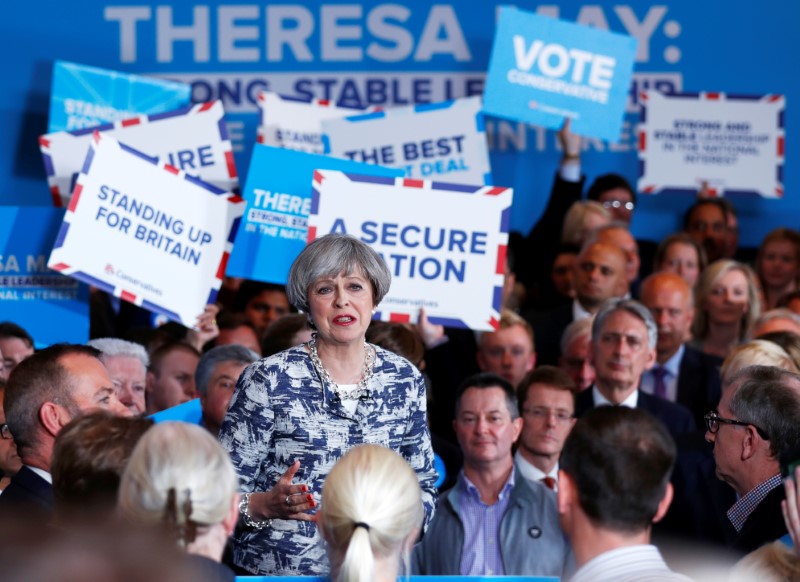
[1,1,796,248]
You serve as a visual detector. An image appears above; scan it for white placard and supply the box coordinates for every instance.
[48,132,245,326]
[40,101,238,207]
[307,170,513,331]
[638,91,785,197]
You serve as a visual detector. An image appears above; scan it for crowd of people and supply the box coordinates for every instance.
[1,121,800,581]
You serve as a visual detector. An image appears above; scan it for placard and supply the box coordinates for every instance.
[0,208,89,347]
[48,60,191,133]
[322,97,492,185]
[307,171,512,331]
[48,132,245,327]
[226,145,403,284]
[482,7,637,142]
[40,101,238,207]
[257,92,373,153]
[638,91,786,197]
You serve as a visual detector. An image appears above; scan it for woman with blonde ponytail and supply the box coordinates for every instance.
[318,444,424,582]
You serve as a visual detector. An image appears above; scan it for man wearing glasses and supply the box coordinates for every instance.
[705,365,800,554]
[515,366,577,492]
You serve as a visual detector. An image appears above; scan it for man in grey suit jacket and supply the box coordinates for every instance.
[413,372,573,577]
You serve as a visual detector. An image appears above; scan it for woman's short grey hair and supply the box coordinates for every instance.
[195,345,259,397]
[287,234,392,313]
[88,338,149,369]
[592,299,658,350]
[117,422,238,547]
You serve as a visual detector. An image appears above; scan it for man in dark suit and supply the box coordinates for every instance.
[0,344,130,517]
[574,299,695,438]
[639,272,723,427]
[529,241,627,367]
[706,365,800,555]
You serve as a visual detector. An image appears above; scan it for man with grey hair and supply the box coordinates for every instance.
[88,338,149,416]
[705,365,800,554]
[197,345,259,437]
[558,317,595,391]
[575,299,695,438]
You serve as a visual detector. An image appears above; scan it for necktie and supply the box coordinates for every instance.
[540,476,556,490]
[651,366,669,400]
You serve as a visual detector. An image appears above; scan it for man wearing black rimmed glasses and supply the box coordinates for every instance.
[705,365,800,554]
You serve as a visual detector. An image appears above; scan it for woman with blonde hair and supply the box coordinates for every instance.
[719,339,799,384]
[318,444,423,582]
[561,201,612,247]
[118,422,239,579]
[691,260,761,359]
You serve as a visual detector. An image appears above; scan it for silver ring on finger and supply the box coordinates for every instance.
[285,495,291,506]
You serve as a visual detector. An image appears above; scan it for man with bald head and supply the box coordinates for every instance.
[640,272,723,426]
[594,225,640,296]
[529,240,627,366]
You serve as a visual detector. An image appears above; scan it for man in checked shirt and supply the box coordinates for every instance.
[705,365,800,555]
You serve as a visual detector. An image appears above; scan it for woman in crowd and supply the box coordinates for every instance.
[756,228,800,310]
[653,232,707,289]
[117,422,239,581]
[561,200,612,248]
[218,233,437,576]
[318,444,423,582]
[691,259,761,359]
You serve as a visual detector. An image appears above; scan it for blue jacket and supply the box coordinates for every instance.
[412,467,573,577]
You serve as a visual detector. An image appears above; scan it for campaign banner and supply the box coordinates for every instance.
[483,7,637,142]
[638,91,786,198]
[0,208,89,348]
[307,171,512,331]
[48,132,245,327]
[227,146,403,283]
[48,60,191,133]
[257,91,374,153]
[322,96,492,185]
[40,101,238,207]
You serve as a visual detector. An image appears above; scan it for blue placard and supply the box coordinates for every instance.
[0,208,89,348]
[48,61,191,133]
[483,7,637,143]
[226,146,403,284]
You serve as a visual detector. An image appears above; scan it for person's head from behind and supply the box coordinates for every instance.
[261,313,313,357]
[117,422,239,560]
[720,340,799,385]
[145,342,201,414]
[52,411,153,521]
[558,406,676,539]
[759,330,800,371]
[751,308,800,339]
[88,338,149,416]
[366,321,425,369]
[4,344,129,469]
[0,321,35,378]
[196,345,259,436]
[561,201,612,247]
[319,444,423,582]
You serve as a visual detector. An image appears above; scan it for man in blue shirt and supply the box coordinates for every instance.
[413,372,573,577]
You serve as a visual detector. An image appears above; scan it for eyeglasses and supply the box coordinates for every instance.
[704,411,769,440]
[0,423,11,440]
[523,407,575,425]
[602,200,635,212]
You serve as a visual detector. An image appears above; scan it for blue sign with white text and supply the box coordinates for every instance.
[483,7,637,142]
[226,145,403,283]
[0,208,89,347]
[48,61,191,132]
